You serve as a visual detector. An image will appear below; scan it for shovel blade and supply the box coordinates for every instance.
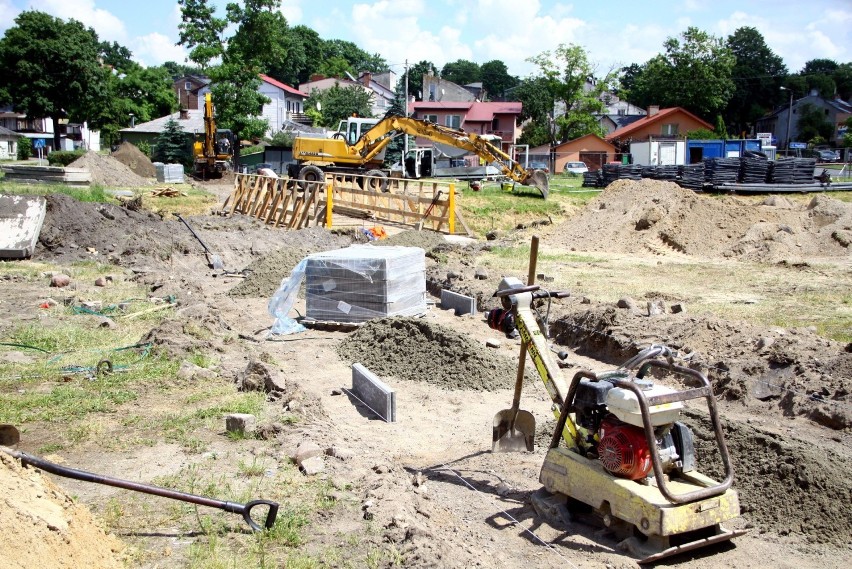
[207,253,225,270]
[492,410,536,452]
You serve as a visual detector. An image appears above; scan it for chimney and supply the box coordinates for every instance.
[648,105,660,117]
[179,109,189,120]
[310,74,325,82]
[361,71,372,87]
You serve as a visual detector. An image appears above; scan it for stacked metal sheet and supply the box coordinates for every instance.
[641,165,679,180]
[792,158,816,183]
[602,164,643,186]
[704,158,740,185]
[739,156,771,183]
[677,163,705,190]
[767,159,794,183]
[304,245,426,323]
[582,170,601,188]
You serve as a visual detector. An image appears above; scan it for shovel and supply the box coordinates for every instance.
[492,235,539,453]
[174,213,225,270]
[416,190,443,231]
[0,425,277,532]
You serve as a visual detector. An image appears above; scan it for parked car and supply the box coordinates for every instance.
[563,161,589,175]
[528,161,550,173]
[815,149,839,163]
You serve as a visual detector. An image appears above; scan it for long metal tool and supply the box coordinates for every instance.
[492,235,539,452]
[416,190,443,231]
[174,213,225,270]
[0,426,277,532]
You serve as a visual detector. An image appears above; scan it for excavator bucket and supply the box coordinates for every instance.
[527,170,549,199]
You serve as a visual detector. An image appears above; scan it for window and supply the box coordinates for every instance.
[185,81,192,91]
[661,123,678,136]
[422,114,438,123]
[491,117,499,132]
[445,115,461,129]
[428,84,436,101]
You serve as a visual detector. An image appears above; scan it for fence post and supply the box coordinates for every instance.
[448,183,455,234]
[325,176,334,228]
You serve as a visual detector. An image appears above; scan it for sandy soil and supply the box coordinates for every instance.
[2,177,851,568]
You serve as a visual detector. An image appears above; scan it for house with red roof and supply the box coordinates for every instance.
[260,74,309,136]
[407,100,523,152]
[605,106,712,146]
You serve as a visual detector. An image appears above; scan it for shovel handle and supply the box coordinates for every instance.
[510,235,539,413]
[5,448,279,533]
[174,213,212,254]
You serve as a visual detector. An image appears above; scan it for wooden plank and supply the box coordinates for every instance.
[274,187,294,228]
[264,184,284,225]
[296,184,318,229]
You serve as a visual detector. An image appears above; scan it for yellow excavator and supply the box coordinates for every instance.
[288,115,550,198]
[192,93,233,179]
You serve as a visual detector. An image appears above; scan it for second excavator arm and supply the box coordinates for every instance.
[352,116,550,197]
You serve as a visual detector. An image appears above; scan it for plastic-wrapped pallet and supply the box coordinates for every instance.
[154,162,185,183]
[304,245,426,323]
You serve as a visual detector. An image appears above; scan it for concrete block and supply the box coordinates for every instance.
[300,456,325,475]
[293,440,323,465]
[0,195,46,259]
[440,289,476,316]
[225,413,256,435]
[352,363,396,422]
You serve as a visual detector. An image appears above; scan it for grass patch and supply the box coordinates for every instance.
[145,184,218,217]
[0,181,112,202]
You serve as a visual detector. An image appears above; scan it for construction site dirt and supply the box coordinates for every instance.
[1,177,850,568]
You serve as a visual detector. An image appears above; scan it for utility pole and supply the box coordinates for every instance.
[404,59,409,160]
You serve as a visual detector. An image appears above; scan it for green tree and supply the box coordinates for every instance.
[617,63,643,98]
[724,27,787,136]
[520,44,611,145]
[514,76,554,146]
[480,60,517,100]
[406,60,437,101]
[833,63,852,101]
[154,117,190,165]
[16,136,31,160]
[0,11,107,151]
[318,55,355,78]
[322,39,387,74]
[441,59,481,86]
[304,83,374,127]
[178,0,274,165]
[629,27,735,120]
[796,103,834,142]
[383,78,413,167]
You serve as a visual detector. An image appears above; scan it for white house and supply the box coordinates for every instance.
[259,74,308,136]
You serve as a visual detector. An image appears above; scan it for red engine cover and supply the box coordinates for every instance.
[598,417,652,480]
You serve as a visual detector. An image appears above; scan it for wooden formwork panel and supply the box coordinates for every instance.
[222,173,324,230]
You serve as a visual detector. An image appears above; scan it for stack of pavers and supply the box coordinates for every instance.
[739,155,771,183]
[582,170,601,188]
[677,163,705,190]
[792,158,816,183]
[704,157,740,186]
[304,245,426,324]
[602,164,643,186]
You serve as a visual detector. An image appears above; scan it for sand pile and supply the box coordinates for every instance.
[551,179,852,262]
[69,151,151,188]
[0,453,124,568]
[111,142,156,179]
[337,317,534,391]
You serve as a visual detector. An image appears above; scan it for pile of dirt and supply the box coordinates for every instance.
[68,151,151,188]
[36,194,196,266]
[0,453,124,568]
[550,304,852,430]
[111,142,156,179]
[337,317,533,391]
[684,409,852,546]
[228,230,357,298]
[549,179,852,263]
[372,230,448,251]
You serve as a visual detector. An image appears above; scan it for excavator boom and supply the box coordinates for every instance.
[292,115,549,197]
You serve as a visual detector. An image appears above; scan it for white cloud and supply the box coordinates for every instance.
[133,32,188,67]
[26,0,127,42]
[0,0,21,33]
[279,0,303,25]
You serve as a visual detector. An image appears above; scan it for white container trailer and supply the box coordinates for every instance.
[629,139,686,166]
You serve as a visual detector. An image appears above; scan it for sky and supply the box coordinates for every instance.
[1,0,850,81]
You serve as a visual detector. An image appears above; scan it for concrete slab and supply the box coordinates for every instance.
[351,363,396,422]
[0,194,47,259]
[440,289,477,316]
